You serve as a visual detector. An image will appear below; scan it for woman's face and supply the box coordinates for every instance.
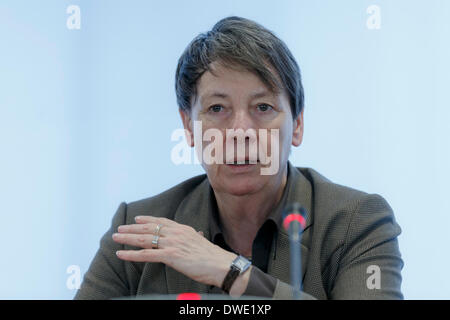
[180,61,304,196]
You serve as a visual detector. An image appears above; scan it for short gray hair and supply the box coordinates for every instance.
[175,16,304,119]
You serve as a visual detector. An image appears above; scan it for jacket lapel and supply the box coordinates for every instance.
[268,226,311,285]
[268,162,314,286]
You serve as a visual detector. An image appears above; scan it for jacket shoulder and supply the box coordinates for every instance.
[296,166,395,234]
[298,167,369,204]
[297,166,398,244]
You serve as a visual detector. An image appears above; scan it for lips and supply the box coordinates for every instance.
[227,159,259,165]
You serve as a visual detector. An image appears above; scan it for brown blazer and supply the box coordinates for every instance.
[74,162,403,299]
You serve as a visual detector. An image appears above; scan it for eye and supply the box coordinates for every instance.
[209,105,224,113]
[256,104,273,112]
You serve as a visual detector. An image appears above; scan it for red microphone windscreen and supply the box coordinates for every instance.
[283,213,306,231]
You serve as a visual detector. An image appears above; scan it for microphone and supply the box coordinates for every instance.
[282,203,307,300]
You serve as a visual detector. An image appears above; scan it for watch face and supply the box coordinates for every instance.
[234,256,251,271]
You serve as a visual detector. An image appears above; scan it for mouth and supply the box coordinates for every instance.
[226,159,259,166]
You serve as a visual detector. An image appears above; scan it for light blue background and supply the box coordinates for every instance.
[1,0,449,299]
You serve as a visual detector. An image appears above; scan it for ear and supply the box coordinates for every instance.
[179,108,194,147]
[292,109,304,147]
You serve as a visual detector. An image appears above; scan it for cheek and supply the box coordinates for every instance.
[280,127,293,149]
[266,120,293,153]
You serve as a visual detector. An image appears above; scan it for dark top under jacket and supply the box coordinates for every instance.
[74,161,404,300]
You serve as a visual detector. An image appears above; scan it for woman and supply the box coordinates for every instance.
[75,16,403,300]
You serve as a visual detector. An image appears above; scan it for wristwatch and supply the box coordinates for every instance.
[221,255,252,294]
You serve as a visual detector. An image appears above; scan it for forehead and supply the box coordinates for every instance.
[195,62,283,104]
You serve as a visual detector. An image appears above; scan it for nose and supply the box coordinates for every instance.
[225,109,258,163]
[229,108,254,132]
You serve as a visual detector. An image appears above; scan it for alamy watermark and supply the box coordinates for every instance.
[66,5,81,30]
[366,5,381,30]
[66,265,81,290]
[171,121,280,175]
[366,265,381,290]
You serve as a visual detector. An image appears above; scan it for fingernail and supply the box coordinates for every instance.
[116,251,122,256]
[117,226,124,232]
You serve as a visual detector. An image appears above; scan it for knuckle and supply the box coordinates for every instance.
[162,217,174,225]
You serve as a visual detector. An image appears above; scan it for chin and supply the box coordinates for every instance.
[219,176,264,196]
[205,164,269,196]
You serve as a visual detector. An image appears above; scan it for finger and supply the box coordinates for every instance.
[117,223,169,236]
[134,215,177,227]
[198,231,204,237]
[112,232,166,249]
[116,249,165,263]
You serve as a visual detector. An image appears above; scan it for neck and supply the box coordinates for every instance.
[213,163,288,256]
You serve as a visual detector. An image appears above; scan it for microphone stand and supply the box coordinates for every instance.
[283,203,307,300]
[288,221,302,300]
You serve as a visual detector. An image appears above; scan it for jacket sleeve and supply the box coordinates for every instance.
[243,266,317,299]
[329,194,404,299]
[74,202,138,300]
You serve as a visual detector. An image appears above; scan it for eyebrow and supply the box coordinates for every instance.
[200,89,273,103]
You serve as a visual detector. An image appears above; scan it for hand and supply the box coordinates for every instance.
[112,215,238,288]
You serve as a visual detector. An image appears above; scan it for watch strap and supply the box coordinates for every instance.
[221,264,241,294]
[221,255,251,294]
